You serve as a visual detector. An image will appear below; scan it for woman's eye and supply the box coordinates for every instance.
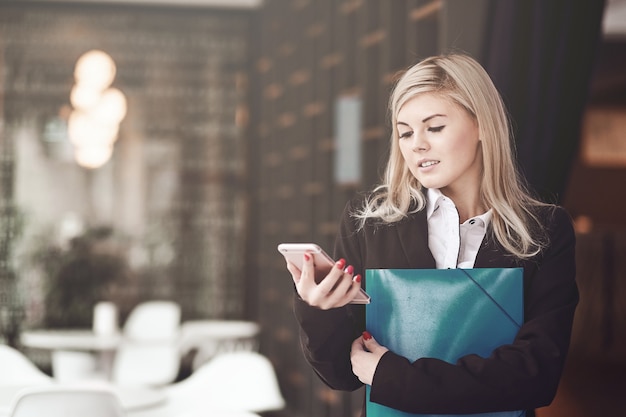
[399,131,413,139]
[428,125,445,133]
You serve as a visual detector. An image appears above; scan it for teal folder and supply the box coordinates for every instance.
[365,268,525,417]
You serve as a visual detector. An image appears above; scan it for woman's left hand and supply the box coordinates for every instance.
[350,331,389,385]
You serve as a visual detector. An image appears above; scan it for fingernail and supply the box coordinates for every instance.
[336,258,346,269]
[304,253,311,261]
[354,274,361,283]
[345,265,354,274]
[362,331,372,341]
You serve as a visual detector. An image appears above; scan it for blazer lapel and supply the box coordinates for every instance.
[395,209,436,269]
[474,233,519,268]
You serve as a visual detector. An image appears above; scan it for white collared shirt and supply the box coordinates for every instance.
[426,188,492,269]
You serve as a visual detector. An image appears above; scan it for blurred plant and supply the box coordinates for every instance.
[25,225,134,329]
[0,203,26,346]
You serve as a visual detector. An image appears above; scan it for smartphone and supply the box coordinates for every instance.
[277,243,371,304]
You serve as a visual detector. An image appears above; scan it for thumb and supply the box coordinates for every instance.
[362,331,388,355]
[362,331,379,346]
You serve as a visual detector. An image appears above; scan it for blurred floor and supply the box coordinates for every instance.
[536,356,626,417]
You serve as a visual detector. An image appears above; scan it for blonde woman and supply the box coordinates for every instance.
[287,53,577,416]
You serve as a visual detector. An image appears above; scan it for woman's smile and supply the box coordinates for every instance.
[417,159,440,169]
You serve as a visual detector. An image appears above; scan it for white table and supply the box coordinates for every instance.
[20,329,122,380]
[179,320,260,370]
[20,329,122,351]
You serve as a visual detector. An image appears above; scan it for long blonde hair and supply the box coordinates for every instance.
[355,53,549,259]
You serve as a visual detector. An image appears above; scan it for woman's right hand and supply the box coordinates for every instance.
[286,253,362,310]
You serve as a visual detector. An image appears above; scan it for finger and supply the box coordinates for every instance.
[362,331,389,356]
[314,258,346,295]
[342,274,363,301]
[318,269,360,308]
[329,268,354,295]
[361,330,378,351]
[326,269,361,303]
[363,330,381,349]
[297,252,317,291]
[350,334,366,355]
[315,266,360,308]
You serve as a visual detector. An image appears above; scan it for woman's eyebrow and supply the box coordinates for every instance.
[397,114,446,126]
[422,113,445,123]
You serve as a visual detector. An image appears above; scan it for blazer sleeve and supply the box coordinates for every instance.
[292,199,366,391]
[369,206,579,414]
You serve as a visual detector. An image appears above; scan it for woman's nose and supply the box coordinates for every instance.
[411,132,428,151]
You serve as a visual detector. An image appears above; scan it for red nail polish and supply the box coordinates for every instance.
[354,274,361,283]
[304,253,311,261]
[345,265,354,274]
[362,331,372,341]
[336,258,346,269]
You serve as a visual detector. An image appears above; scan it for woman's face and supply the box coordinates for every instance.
[396,93,482,199]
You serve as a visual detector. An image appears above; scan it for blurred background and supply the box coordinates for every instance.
[0,0,624,416]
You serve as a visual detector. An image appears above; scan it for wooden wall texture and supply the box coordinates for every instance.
[247,2,450,416]
[0,4,252,333]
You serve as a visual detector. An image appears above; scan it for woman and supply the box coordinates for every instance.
[286,53,578,416]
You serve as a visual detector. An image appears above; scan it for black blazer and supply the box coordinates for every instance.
[294,196,578,416]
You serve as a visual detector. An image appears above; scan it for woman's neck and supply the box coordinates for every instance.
[439,187,486,223]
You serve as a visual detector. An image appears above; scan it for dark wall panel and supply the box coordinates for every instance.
[249,1,444,415]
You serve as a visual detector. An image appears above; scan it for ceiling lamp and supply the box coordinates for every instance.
[69,49,127,169]
[74,145,114,170]
[73,49,116,93]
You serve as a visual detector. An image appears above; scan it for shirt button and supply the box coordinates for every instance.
[469,219,476,225]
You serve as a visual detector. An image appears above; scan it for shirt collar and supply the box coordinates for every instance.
[475,209,493,226]
[426,188,493,225]
[426,188,446,220]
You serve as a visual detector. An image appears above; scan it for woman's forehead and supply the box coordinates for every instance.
[397,93,460,118]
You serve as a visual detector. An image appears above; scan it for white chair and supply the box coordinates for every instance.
[111,341,180,386]
[110,300,182,386]
[8,385,125,417]
[0,345,53,385]
[123,301,181,342]
[165,351,285,414]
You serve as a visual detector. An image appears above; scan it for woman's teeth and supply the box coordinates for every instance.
[421,160,439,167]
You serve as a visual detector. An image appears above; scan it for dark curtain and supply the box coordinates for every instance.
[483,0,606,203]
